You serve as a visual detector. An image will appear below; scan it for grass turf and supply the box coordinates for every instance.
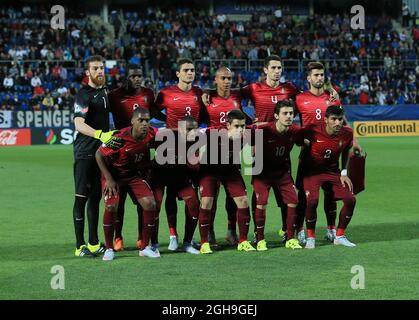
[0,136,418,300]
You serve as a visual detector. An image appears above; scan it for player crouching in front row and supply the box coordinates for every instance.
[95,108,160,260]
[300,105,357,248]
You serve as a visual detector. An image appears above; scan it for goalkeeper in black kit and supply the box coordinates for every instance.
[72,55,122,257]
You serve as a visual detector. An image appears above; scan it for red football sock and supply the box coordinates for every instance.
[226,196,237,232]
[114,206,124,240]
[295,189,307,231]
[165,192,178,233]
[237,207,250,243]
[169,227,177,237]
[136,205,143,240]
[324,191,337,228]
[199,208,211,243]
[151,215,160,245]
[286,206,297,240]
[337,196,356,230]
[280,203,288,232]
[255,207,266,241]
[307,229,316,238]
[209,197,217,232]
[103,209,115,249]
[336,228,345,237]
[183,197,199,243]
[140,210,157,250]
[251,192,257,233]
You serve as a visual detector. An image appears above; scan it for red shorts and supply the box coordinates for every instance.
[252,172,298,205]
[199,171,247,198]
[303,173,354,202]
[101,176,154,207]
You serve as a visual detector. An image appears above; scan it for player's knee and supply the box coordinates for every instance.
[256,204,267,210]
[288,203,298,208]
[343,195,356,207]
[141,198,157,211]
[306,198,319,209]
[201,197,213,210]
[185,197,199,212]
[106,204,118,212]
[235,196,248,209]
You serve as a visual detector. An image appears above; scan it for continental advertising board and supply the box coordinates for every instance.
[354,120,419,137]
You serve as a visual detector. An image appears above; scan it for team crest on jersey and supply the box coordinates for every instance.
[271,96,278,103]
[233,101,238,108]
[74,103,88,114]
[144,96,148,103]
[195,96,198,101]
[339,140,343,148]
[326,100,330,105]
[281,87,285,94]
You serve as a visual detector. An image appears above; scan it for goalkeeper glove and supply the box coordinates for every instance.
[94,130,123,149]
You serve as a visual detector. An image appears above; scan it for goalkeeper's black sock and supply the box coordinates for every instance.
[87,191,101,245]
[73,196,87,248]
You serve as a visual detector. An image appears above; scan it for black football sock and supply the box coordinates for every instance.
[73,196,87,248]
[87,192,101,246]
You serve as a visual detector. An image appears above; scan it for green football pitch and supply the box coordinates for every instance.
[1,136,418,300]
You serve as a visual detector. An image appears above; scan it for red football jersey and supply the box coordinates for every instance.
[205,90,242,128]
[256,122,303,175]
[240,81,299,122]
[108,87,155,129]
[199,127,254,173]
[99,126,157,179]
[302,124,353,176]
[295,90,341,127]
[153,130,198,169]
[155,85,203,128]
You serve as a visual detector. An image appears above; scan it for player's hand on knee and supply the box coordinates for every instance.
[104,178,118,198]
[340,175,353,193]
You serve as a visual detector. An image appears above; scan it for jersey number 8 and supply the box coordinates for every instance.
[185,106,192,116]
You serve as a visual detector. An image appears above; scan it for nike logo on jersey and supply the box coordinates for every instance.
[125,148,132,152]
[303,101,310,105]
[173,97,180,101]
[316,140,324,143]
[94,93,100,98]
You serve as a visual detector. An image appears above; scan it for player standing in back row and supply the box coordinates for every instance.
[155,58,205,251]
[72,55,122,257]
[108,64,164,251]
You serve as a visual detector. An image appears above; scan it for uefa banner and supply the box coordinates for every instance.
[354,120,419,137]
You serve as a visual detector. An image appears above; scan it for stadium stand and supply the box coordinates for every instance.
[0,3,418,110]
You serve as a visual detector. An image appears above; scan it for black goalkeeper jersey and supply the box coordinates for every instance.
[73,85,110,159]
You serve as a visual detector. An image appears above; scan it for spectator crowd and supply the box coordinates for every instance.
[1,4,419,111]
